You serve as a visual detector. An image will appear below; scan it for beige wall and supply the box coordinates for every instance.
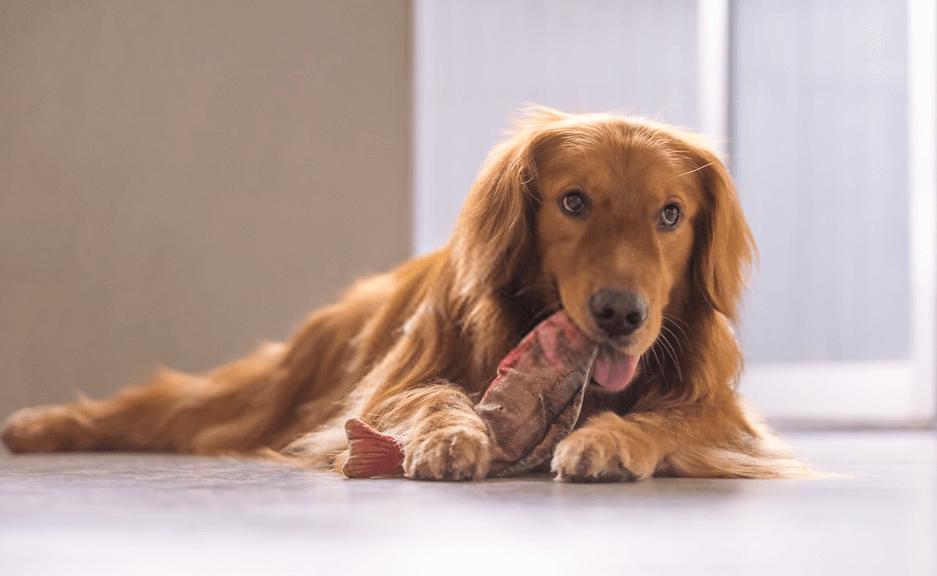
[0,0,411,416]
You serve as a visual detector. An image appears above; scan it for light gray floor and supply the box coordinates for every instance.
[1,431,934,576]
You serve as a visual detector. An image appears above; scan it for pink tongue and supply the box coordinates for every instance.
[592,351,640,391]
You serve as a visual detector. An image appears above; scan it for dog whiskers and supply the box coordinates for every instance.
[659,323,684,354]
[662,314,690,338]
[650,322,684,384]
[662,332,684,383]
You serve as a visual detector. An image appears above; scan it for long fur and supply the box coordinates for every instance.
[1,107,806,481]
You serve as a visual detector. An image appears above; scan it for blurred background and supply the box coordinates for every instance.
[1,0,934,429]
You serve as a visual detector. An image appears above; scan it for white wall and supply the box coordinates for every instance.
[734,0,910,363]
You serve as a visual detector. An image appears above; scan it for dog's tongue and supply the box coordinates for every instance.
[592,350,640,391]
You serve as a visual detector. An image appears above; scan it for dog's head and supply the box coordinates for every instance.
[452,107,754,387]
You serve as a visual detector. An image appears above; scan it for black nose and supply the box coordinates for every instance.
[589,289,648,338]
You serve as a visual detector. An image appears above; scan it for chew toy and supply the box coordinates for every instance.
[341,310,639,478]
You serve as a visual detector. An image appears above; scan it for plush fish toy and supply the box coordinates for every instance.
[341,310,640,478]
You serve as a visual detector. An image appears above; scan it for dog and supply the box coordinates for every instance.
[1,107,803,481]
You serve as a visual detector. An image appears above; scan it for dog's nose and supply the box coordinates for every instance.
[589,289,648,338]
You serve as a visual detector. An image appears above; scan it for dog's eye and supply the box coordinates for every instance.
[560,191,589,217]
[658,203,681,229]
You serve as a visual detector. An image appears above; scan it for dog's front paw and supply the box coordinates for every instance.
[551,426,657,483]
[403,426,491,481]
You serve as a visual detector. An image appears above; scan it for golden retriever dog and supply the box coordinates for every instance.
[2,107,803,481]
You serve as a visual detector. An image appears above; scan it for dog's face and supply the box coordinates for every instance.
[534,137,701,358]
[453,108,753,377]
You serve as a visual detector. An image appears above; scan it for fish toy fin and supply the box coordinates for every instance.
[341,418,405,478]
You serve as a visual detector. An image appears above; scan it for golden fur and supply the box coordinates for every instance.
[1,107,806,481]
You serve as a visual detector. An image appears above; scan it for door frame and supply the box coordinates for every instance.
[706,0,937,425]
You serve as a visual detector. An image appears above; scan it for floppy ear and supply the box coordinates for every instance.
[450,108,565,298]
[687,144,756,322]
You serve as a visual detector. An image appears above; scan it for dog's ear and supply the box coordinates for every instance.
[686,143,756,322]
[450,107,565,297]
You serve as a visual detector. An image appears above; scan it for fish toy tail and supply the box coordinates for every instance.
[341,418,405,478]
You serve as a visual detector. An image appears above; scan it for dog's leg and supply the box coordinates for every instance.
[278,382,491,480]
[551,411,662,482]
[551,402,803,481]
[1,343,287,454]
[362,382,491,481]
